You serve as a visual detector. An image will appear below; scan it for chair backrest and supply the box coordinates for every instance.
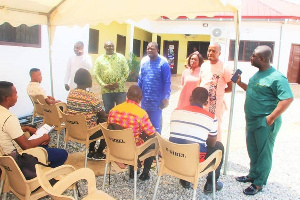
[99,122,136,162]
[60,111,89,142]
[156,133,200,181]
[39,100,64,127]
[0,156,29,197]
[29,95,45,117]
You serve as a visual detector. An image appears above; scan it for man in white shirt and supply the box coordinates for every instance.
[64,41,92,91]
[27,68,60,105]
[0,81,68,167]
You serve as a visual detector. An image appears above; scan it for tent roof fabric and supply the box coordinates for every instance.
[0,0,241,26]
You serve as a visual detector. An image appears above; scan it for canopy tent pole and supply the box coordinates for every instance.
[47,16,55,97]
[46,0,66,97]
[223,8,241,175]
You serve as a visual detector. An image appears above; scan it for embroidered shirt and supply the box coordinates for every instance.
[108,100,156,146]
[138,56,171,111]
[94,53,129,94]
[67,89,104,128]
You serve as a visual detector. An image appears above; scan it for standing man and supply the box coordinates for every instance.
[236,45,293,195]
[94,41,129,113]
[169,87,224,193]
[199,43,232,141]
[138,42,171,134]
[64,41,92,91]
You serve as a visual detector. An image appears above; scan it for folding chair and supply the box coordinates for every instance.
[0,147,50,200]
[36,164,115,200]
[152,133,222,200]
[29,95,45,125]
[99,122,159,200]
[60,112,104,168]
[38,100,67,148]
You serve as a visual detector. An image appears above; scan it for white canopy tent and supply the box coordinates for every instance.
[0,0,241,174]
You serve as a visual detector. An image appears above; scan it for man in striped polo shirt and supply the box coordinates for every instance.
[169,87,224,194]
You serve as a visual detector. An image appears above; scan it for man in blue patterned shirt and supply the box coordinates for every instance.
[138,42,171,134]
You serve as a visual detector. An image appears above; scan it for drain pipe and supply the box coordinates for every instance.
[277,19,287,70]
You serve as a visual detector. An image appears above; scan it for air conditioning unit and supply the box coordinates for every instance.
[212,27,222,37]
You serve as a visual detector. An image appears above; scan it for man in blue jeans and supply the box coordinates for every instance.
[94,41,129,113]
[0,81,68,168]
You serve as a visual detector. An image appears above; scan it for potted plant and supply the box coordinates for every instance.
[127,53,140,82]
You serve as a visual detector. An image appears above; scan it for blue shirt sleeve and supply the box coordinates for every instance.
[162,62,171,99]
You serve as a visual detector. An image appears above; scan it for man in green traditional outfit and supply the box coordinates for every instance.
[235,45,293,195]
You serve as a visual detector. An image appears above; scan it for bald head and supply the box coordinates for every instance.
[207,43,221,64]
[127,85,142,103]
[254,45,272,62]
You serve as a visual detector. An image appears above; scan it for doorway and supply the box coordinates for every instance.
[287,44,300,83]
[116,34,126,56]
[163,40,179,74]
[187,41,210,59]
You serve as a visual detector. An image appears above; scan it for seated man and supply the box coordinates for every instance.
[108,85,156,181]
[27,68,60,105]
[0,81,68,168]
[169,87,224,193]
[66,68,107,160]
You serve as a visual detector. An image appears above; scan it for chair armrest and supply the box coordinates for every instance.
[198,150,222,173]
[88,124,102,137]
[136,136,159,156]
[52,168,97,195]
[22,147,48,165]
[42,164,76,181]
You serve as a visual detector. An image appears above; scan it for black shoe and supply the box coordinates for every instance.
[203,181,223,194]
[243,184,262,195]
[179,179,192,189]
[129,166,141,179]
[87,151,94,160]
[93,152,106,160]
[139,173,150,181]
[236,176,254,183]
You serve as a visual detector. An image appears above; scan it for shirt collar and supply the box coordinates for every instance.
[190,102,203,108]
[126,99,140,107]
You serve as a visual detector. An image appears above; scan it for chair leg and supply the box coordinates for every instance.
[73,187,78,200]
[56,132,60,148]
[155,155,159,174]
[2,192,7,200]
[84,149,88,168]
[152,176,161,200]
[31,116,35,125]
[102,163,109,190]
[212,170,216,200]
[0,179,4,196]
[192,189,197,200]
[63,129,66,149]
[134,170,137,200]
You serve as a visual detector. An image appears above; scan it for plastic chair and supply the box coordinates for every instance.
[0,147,50,200]
[60,112,104,168]
[152,134,222,200]
[99,122,159,200]
[36,164,115,200]
[38,100,67,148]
[29,95,45,124]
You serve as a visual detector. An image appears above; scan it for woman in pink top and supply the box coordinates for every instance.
[177,52,204,109]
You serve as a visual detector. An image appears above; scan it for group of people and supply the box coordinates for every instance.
[0,39,293,197]
[174,43,293,195]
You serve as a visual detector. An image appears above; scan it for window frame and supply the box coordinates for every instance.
[229,40,274,63]
[0,23,41,48]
